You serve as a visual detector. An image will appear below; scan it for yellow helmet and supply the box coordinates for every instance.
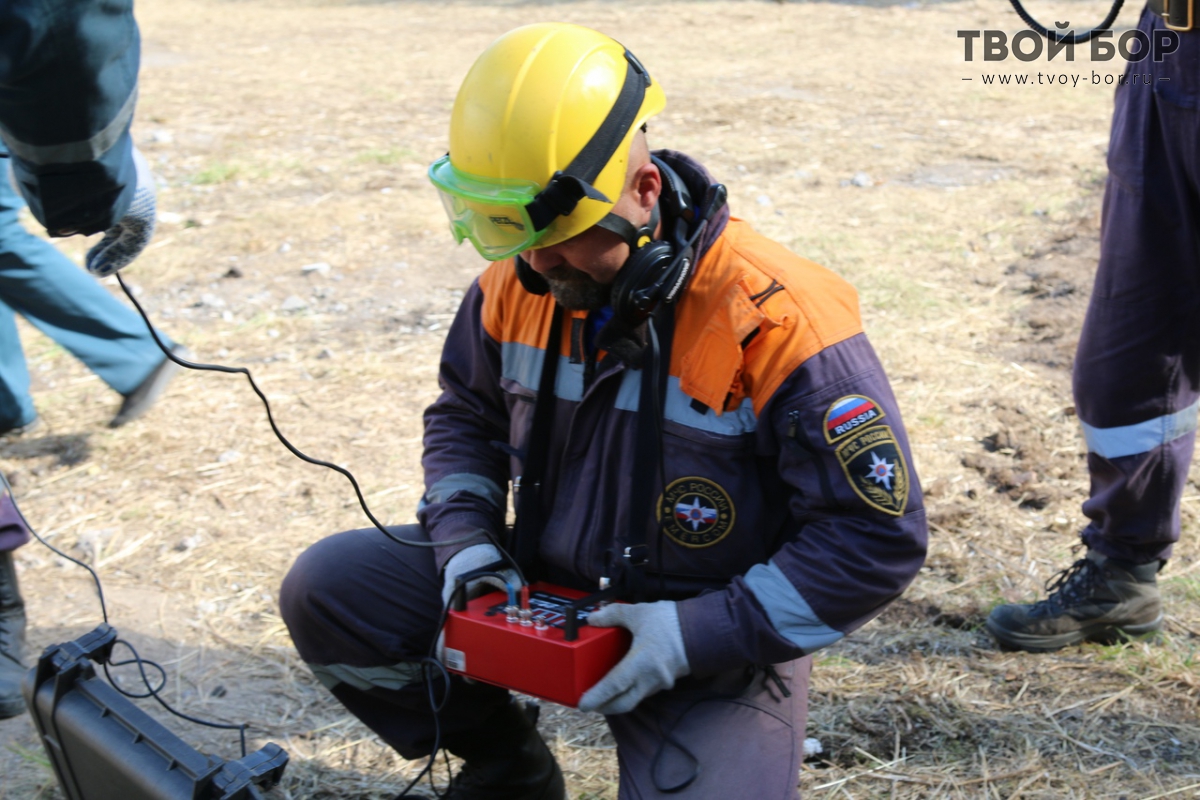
[429,23,666,260]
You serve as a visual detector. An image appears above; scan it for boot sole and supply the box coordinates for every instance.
[986,614,1164,653]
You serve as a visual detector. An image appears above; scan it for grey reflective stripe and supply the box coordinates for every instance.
[425,473,505,508]
[503,340,758,435]
[1081,401,1199,459]
[310,661,424,692]
[0,87,138,165]
[744,561,843,653]
[500,341,584,402]
[617,371,758,435]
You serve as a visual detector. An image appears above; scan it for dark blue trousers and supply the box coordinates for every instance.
[1073,7,1200,564]
[280,525,811,798]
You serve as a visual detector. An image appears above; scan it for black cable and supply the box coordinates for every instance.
[103,638,250,757]
[1008,0,1126,43]
[646,318,670,602]
[114,271,491,552]
[0,474,252,755]
[0,471,108,624]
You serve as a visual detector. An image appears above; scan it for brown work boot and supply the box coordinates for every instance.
[986,550,1162,653]
[398,699,565,800]
[0,550,27,719]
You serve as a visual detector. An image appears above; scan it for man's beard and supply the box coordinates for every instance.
[543,266,613,311]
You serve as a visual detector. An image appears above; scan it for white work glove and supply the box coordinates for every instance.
[436,542,522,665]
[578,600,690,716]
[85,147,157,276]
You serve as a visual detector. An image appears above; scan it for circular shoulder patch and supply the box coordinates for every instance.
[657,476,736,548]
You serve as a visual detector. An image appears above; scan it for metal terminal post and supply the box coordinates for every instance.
[518,608,533,627]
[505,605,520,624]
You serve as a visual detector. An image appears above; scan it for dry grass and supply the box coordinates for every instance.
[2,0,1198,798]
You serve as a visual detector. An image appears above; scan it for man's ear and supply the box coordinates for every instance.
[631,161,662,214]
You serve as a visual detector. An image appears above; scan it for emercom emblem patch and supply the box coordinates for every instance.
[823,395,885,443]
[657,476,736,548]
[835,425,909,516]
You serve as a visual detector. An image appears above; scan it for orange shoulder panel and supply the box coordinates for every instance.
[477,259,575,357]
[675,219,863,415]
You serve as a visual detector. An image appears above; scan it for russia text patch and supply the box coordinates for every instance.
[835,425,909,516]
[823,394,885,443]
[657,477,736,548]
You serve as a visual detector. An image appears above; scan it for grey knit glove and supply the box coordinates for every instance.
[440,542,522,609]
[578,600,690,715]
[85,147,157,276]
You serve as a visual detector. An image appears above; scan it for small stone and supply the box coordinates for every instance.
[174,535,202,552]
[851,172,873,188]
[281,296,308,312]
[301,261,331,275]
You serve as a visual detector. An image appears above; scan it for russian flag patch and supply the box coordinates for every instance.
[823,395,885,443]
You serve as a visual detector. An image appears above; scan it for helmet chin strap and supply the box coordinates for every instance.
[595,202,661,254]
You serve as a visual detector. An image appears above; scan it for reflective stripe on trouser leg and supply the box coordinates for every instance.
[279,524,510,760]
[606,656,811,799]
[1072,22,1200,564]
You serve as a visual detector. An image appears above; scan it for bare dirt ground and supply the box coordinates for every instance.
[2,0,1199,797]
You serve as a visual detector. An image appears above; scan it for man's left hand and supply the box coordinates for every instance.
[578,600,689,715]
[85,147,157,276]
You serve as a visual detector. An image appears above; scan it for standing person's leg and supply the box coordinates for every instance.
[606,656,811,799]
[0,490,32,719]
[0,176,179,414]
[0,297,36,432]
[988,9,1200,652]
[280,524,564,799]
[1075,12,1200,566]
[0,224,176,397]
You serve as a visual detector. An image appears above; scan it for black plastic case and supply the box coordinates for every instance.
[22,625,288,800]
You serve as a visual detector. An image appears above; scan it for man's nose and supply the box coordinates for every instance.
[523,247,564,273]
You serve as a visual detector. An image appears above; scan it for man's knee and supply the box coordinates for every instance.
[280,530,360,631]
[280,525,441,663]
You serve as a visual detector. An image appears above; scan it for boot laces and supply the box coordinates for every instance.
[1038,557,1104,613]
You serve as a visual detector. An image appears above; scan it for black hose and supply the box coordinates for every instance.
[1007,0,1127,44]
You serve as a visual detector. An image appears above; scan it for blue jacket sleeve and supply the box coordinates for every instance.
[0,0,140,235]
[419,280,513,572]
[676,334,929,675]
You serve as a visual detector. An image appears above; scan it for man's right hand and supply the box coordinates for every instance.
[440,542,522,610]
[437,542,522,665]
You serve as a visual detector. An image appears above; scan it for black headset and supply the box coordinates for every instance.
[514,156,727,328]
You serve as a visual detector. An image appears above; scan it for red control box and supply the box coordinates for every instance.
[442,582,631,708]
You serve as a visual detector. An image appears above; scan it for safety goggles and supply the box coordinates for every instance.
[430,48,652,262]
[428,156,551,261]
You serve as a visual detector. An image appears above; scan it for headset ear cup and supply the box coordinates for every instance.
[611,240,675,327]
[515,256,549,296]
